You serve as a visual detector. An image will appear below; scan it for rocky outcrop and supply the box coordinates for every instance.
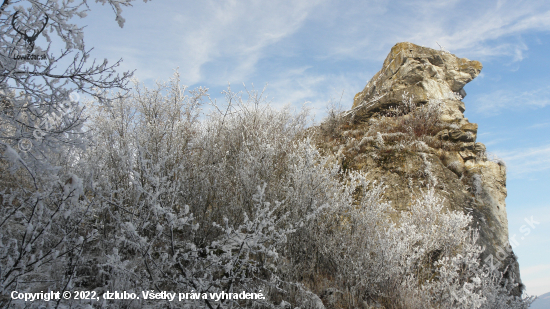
[346,42,482,123]
[314,42,522,296]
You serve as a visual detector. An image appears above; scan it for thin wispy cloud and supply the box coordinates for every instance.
[522,264,550,277]
[495,144,550,176]
[169,0,326,85]
[529,122,550,129]
[81,0,550,104]
[474,86,550,113]
[304,0,550,62]
[258,69,370,121]
[481,137,510,147]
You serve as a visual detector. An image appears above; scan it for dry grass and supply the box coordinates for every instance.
[316,97,462,156]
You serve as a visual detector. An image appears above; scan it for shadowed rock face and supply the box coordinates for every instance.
[313,42,523,301]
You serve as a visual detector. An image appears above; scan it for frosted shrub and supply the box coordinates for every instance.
[1,67,533,308]
[314,186,534,308]
[389,95,444,138]
[0,172,95,306]
[487,152,507,168]
[320,91,345,137]
[76,74,345,308]
[1,1,147,306]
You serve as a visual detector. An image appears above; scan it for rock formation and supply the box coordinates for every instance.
[348,42,482,122]
[314,42,522,298]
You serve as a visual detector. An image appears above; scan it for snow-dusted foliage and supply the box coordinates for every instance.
[0,1,147,307]
[313,185,534,308]
[0,0,147,170]
[1,68,534,307]
[70,74,339,307]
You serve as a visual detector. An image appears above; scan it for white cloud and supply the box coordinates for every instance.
[82,0,328,86]
[493,144,550,176]
[529,122,550,129]
[309,0,550,62]
[420,2,550,59]
[480,137,510,147]
[81,0,550,103]
[170,0,326,85]
[522,265,550,277]
[261,68,372,122]
[474,86,550,113]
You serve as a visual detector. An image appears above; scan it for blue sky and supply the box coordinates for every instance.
[70,0,549,296]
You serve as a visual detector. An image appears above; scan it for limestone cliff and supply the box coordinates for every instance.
[313,42,521,294]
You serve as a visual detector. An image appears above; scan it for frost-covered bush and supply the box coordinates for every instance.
[384,93,444,138]
[487,152,507,169]
[69,73,348,308]
[312,186,534,308]
[1,1,143,308]
[319,91,345,138]
[1,66,533,308]
[0,0,141,174]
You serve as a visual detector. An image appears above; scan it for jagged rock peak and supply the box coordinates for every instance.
[346,42,482,122]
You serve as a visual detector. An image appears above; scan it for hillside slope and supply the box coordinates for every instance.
[530,292,550,309]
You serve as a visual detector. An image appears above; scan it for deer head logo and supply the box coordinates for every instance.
[11,11,49,54]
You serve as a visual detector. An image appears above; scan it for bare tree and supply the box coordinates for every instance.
[0,0,148,169]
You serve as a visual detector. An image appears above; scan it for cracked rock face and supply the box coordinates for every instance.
[348,42,482,122]
[314,42,522,298]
